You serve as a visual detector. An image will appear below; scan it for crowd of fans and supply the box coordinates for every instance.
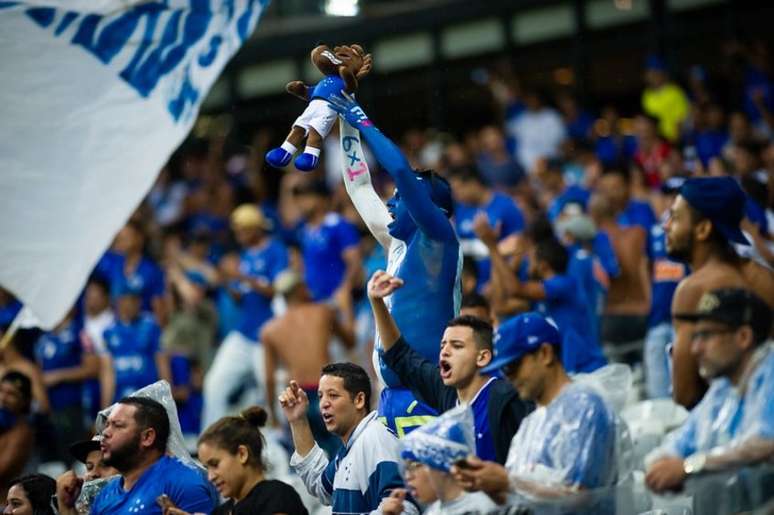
[1,39,773,514]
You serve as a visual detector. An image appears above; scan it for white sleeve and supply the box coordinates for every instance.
[339,118,393,250]
[289,444,333,505]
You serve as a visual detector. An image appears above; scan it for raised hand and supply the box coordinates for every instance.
[472,212,501,248]
[278,380,310,423]
[367,270,404,300]
[326,91,372,128]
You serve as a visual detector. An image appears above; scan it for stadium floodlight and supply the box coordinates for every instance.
[324,0,359,16]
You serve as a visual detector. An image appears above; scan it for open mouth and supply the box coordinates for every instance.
[322,413,334,425]
[439,360,452,380]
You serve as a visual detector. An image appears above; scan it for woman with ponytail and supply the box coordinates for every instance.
[159,406,307,515]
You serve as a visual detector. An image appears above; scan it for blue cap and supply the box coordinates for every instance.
[679,176,750,245]
[481,312,561,375]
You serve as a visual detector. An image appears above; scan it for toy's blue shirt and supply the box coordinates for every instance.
[311,76,346,101]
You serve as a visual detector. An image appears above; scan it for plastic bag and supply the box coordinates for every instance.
[400,404,475,472]
[95,380,200,470]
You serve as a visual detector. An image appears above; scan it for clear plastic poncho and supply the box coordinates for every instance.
[503,364,634,514]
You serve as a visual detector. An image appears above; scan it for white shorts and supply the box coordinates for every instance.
[293,99,337,139]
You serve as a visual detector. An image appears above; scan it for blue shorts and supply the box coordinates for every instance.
[377,387,437,438]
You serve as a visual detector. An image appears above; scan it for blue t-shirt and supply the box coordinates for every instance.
[693,129,728,166]
[455,192,524,287]
[97,252,165,311]
[595,134,637,166]
[593,231,620,279]
[102,314,161,401]
[565,111,595,141]
[311,75,346,101]
[91,456,216,515]
[648,224,688,327]
[617,200,657,234]
[236,238,288,340]
[567,247,608,347]
[300,214,360,302]
[539,275,606,373]
[470,378,497,462]
[34,321,83,410]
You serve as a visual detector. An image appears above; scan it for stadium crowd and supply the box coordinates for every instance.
[1,39,773,514]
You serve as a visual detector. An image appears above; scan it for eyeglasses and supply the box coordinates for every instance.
[691,327,735,342]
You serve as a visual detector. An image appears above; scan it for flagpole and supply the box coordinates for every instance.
[0,306,23,350]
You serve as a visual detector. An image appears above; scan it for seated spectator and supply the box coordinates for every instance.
[99,283,170,407]
[641,55,690,143]
[452,313,622,509]
[68,435,118,481]
[160,406,307,515]
[449,165,525,289]
[368,270,531,462]
[56,397,216,515]
[387,406,496,515]
[645,288,773,493]
[4,474,56,515]
[280,363,418,515]
[0,372,34,505]
[476,217,606,373]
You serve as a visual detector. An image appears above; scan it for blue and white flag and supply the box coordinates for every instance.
[0,0,267,329]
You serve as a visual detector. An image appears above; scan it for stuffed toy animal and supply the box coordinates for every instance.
[265,44,372,172]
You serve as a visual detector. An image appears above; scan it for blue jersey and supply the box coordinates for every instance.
[539,274,606,373]
[455,192,524,287]
[617,200,657,233]
[648,224,688,327]
[102,314,161,401]
[470,378,497,462]
[300,213,360,302]
[169,354,202,435]
[91,456,215,515]
[236,238,288,340]
[567,247,608,347]
[34,321,83,410]
[311,75,346,101]
[97,252,165,311]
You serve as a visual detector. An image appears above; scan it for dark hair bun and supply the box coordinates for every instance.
[240,406,268,428]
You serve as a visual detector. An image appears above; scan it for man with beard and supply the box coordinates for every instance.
[645,288,773,494]
[55,397,214,515]
[664,176,774,408]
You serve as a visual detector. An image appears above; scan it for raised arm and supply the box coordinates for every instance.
[339,119,393,249]
[329,93,455,242]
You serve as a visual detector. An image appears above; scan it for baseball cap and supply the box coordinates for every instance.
[230,204,272,230]
[679,176,750,245]
[69,435,102,464]
[400,405,475,472]
[674,288,772,341]
[481,312,561,375]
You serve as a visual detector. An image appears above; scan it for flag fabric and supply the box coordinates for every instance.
[0,0,267,329]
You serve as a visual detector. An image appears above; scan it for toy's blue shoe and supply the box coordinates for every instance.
[265,147,293,168]
[294,152,319,172]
